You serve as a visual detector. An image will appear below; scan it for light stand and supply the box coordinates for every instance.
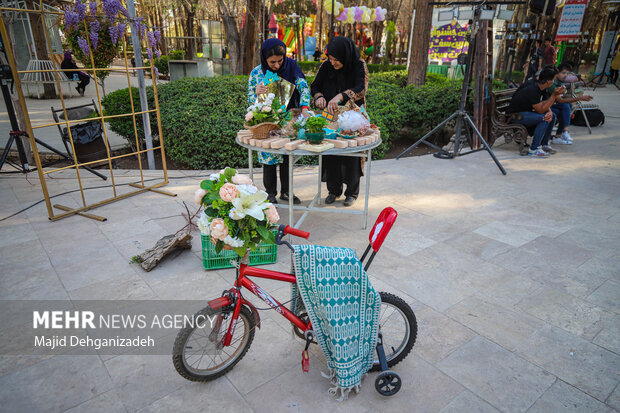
[396,2,507,175]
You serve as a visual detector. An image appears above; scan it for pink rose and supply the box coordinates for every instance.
[194,188,207,205]
[261,106,272,113]
[219,183,239,202]
[265,204,280,224]
[245,112,254,122]
[231,174,253,185]
[210,218,229,241]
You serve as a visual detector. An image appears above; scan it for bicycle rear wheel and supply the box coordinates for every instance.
[172,305,255,381]
[371,292,417,372]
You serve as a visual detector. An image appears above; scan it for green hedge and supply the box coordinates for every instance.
[298,61,408,74]
[102,75,463,168]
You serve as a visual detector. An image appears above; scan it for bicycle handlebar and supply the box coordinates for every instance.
[282,225,310,239]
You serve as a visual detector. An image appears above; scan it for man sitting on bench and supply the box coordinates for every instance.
[61,51,90,96]
[547,63,593,145]
[507,66,563,158]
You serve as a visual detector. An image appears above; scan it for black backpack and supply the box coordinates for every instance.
[571,108,605,127]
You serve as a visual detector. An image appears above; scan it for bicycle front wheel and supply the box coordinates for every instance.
[172,305,255,382]
[371,292,417,371]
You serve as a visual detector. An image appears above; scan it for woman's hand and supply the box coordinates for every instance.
[301,107,311,117]
[256,84,268,95]
[315,97,327,109]
[327,94,342,114]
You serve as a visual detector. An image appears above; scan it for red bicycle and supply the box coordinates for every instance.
[172,208,417,396]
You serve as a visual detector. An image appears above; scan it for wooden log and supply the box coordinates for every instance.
[139,232,192,272]
[270,138,291,149]
[260,137,279,148]
[284,140,305,151]
[324,139,349,149]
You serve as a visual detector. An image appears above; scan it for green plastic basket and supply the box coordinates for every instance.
[201,231,278,270]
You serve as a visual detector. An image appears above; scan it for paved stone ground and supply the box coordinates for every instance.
[0,87,618,412]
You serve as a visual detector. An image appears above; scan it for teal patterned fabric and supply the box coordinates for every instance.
[292,245,381,399]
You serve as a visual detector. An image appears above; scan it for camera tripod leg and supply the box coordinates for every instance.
[464,113,507,175]
[396,112,457,160]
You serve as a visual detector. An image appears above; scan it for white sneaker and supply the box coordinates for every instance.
[554,136,571,145]
[561,131,573,143]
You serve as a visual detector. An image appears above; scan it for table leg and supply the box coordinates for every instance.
[288,154,294,228]
[248,149,254,181]
[363,150,372,230]
[317,155,322,206]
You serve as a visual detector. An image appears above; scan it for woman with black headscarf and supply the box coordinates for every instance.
[248,39,311,204]
[311,36,368,207]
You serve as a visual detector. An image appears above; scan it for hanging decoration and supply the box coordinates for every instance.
[324,0,387,22]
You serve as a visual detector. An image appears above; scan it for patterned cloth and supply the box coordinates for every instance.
[291,245,381,400]
[248,64,311,165]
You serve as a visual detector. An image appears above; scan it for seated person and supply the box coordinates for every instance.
[547,63,593,145]
[60,51,90,96]
[506,66,563,157]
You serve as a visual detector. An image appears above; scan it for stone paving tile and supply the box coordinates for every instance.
[516,287,614,340]
[443,232,513,261]
[527,379,616,413]
[592,314,620,355]
[412,305,476,364]
[0,355,113,413]
[586,280,620,314]
[438,390,501,413]
[473,221,540,247]
[514,325,620,402]
[446,297,543,351]
[64,389,127,413]
[437,336,555,413]
[137,378,251,412]
[464,263,543,307]
[607,383,620,411]
[103,355,187,412]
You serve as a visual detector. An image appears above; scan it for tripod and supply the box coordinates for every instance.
[590,9,619,91]
[397,3,506,175]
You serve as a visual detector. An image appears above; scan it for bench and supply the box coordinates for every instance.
[489,89,530,156]
[20,59,77,98]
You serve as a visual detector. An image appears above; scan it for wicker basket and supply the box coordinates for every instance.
[244,122,280,139]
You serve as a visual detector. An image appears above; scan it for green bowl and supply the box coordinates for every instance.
[306,131,325,145]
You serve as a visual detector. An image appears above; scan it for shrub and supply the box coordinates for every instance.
[369,70,408,87]
[582,52,598,64]
[168,50,185,60]
[298,61,319,73]
[366,64,406,73]
[425,72,448,85]
[100,86,156,148]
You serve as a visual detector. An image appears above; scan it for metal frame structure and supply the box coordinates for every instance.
[237,137,381,230]
[0,1,175,221]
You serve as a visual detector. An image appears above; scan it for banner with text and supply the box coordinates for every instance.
[429,21,469,62]
[555,0,588,42]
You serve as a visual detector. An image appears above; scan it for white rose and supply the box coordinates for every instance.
[194,188,207,205]
[262,106,272,113]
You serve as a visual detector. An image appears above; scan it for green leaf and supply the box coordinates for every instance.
[233,247,247,257]
[200,180,214,191]
[224,167,236,181]
[256,225,272,243]
[215,240,224,253]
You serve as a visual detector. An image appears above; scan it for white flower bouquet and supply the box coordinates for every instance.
[195,167,280,256]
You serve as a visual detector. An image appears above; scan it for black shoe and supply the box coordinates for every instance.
[325,194,337,204]
[343,196,356,207]
[280,193,301,204]
[268,195,278,204]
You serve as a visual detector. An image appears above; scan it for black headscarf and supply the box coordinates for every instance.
[326,36,360,74]
[316,36,361,102]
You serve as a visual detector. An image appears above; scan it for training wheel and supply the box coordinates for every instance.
[375,371,401,396]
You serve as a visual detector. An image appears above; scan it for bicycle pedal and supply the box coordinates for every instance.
[301,350,310,373]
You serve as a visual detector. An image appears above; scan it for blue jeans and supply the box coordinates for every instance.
[551,103,571,135]
[510,111,556,150]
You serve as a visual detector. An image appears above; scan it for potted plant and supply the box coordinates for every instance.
[194,167,279,257]
[304,116,329,144]
[244,94,291,139]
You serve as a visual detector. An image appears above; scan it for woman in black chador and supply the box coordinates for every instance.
[311,36,368,207]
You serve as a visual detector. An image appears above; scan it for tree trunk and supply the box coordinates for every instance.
[219,1,243,74]
[182,4,196,60]
[407,0,431,86]
[242,0,260,73]
[372,21,384,63]
[26,0,56,98]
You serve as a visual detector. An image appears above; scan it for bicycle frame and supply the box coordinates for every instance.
[207,262,310,348]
